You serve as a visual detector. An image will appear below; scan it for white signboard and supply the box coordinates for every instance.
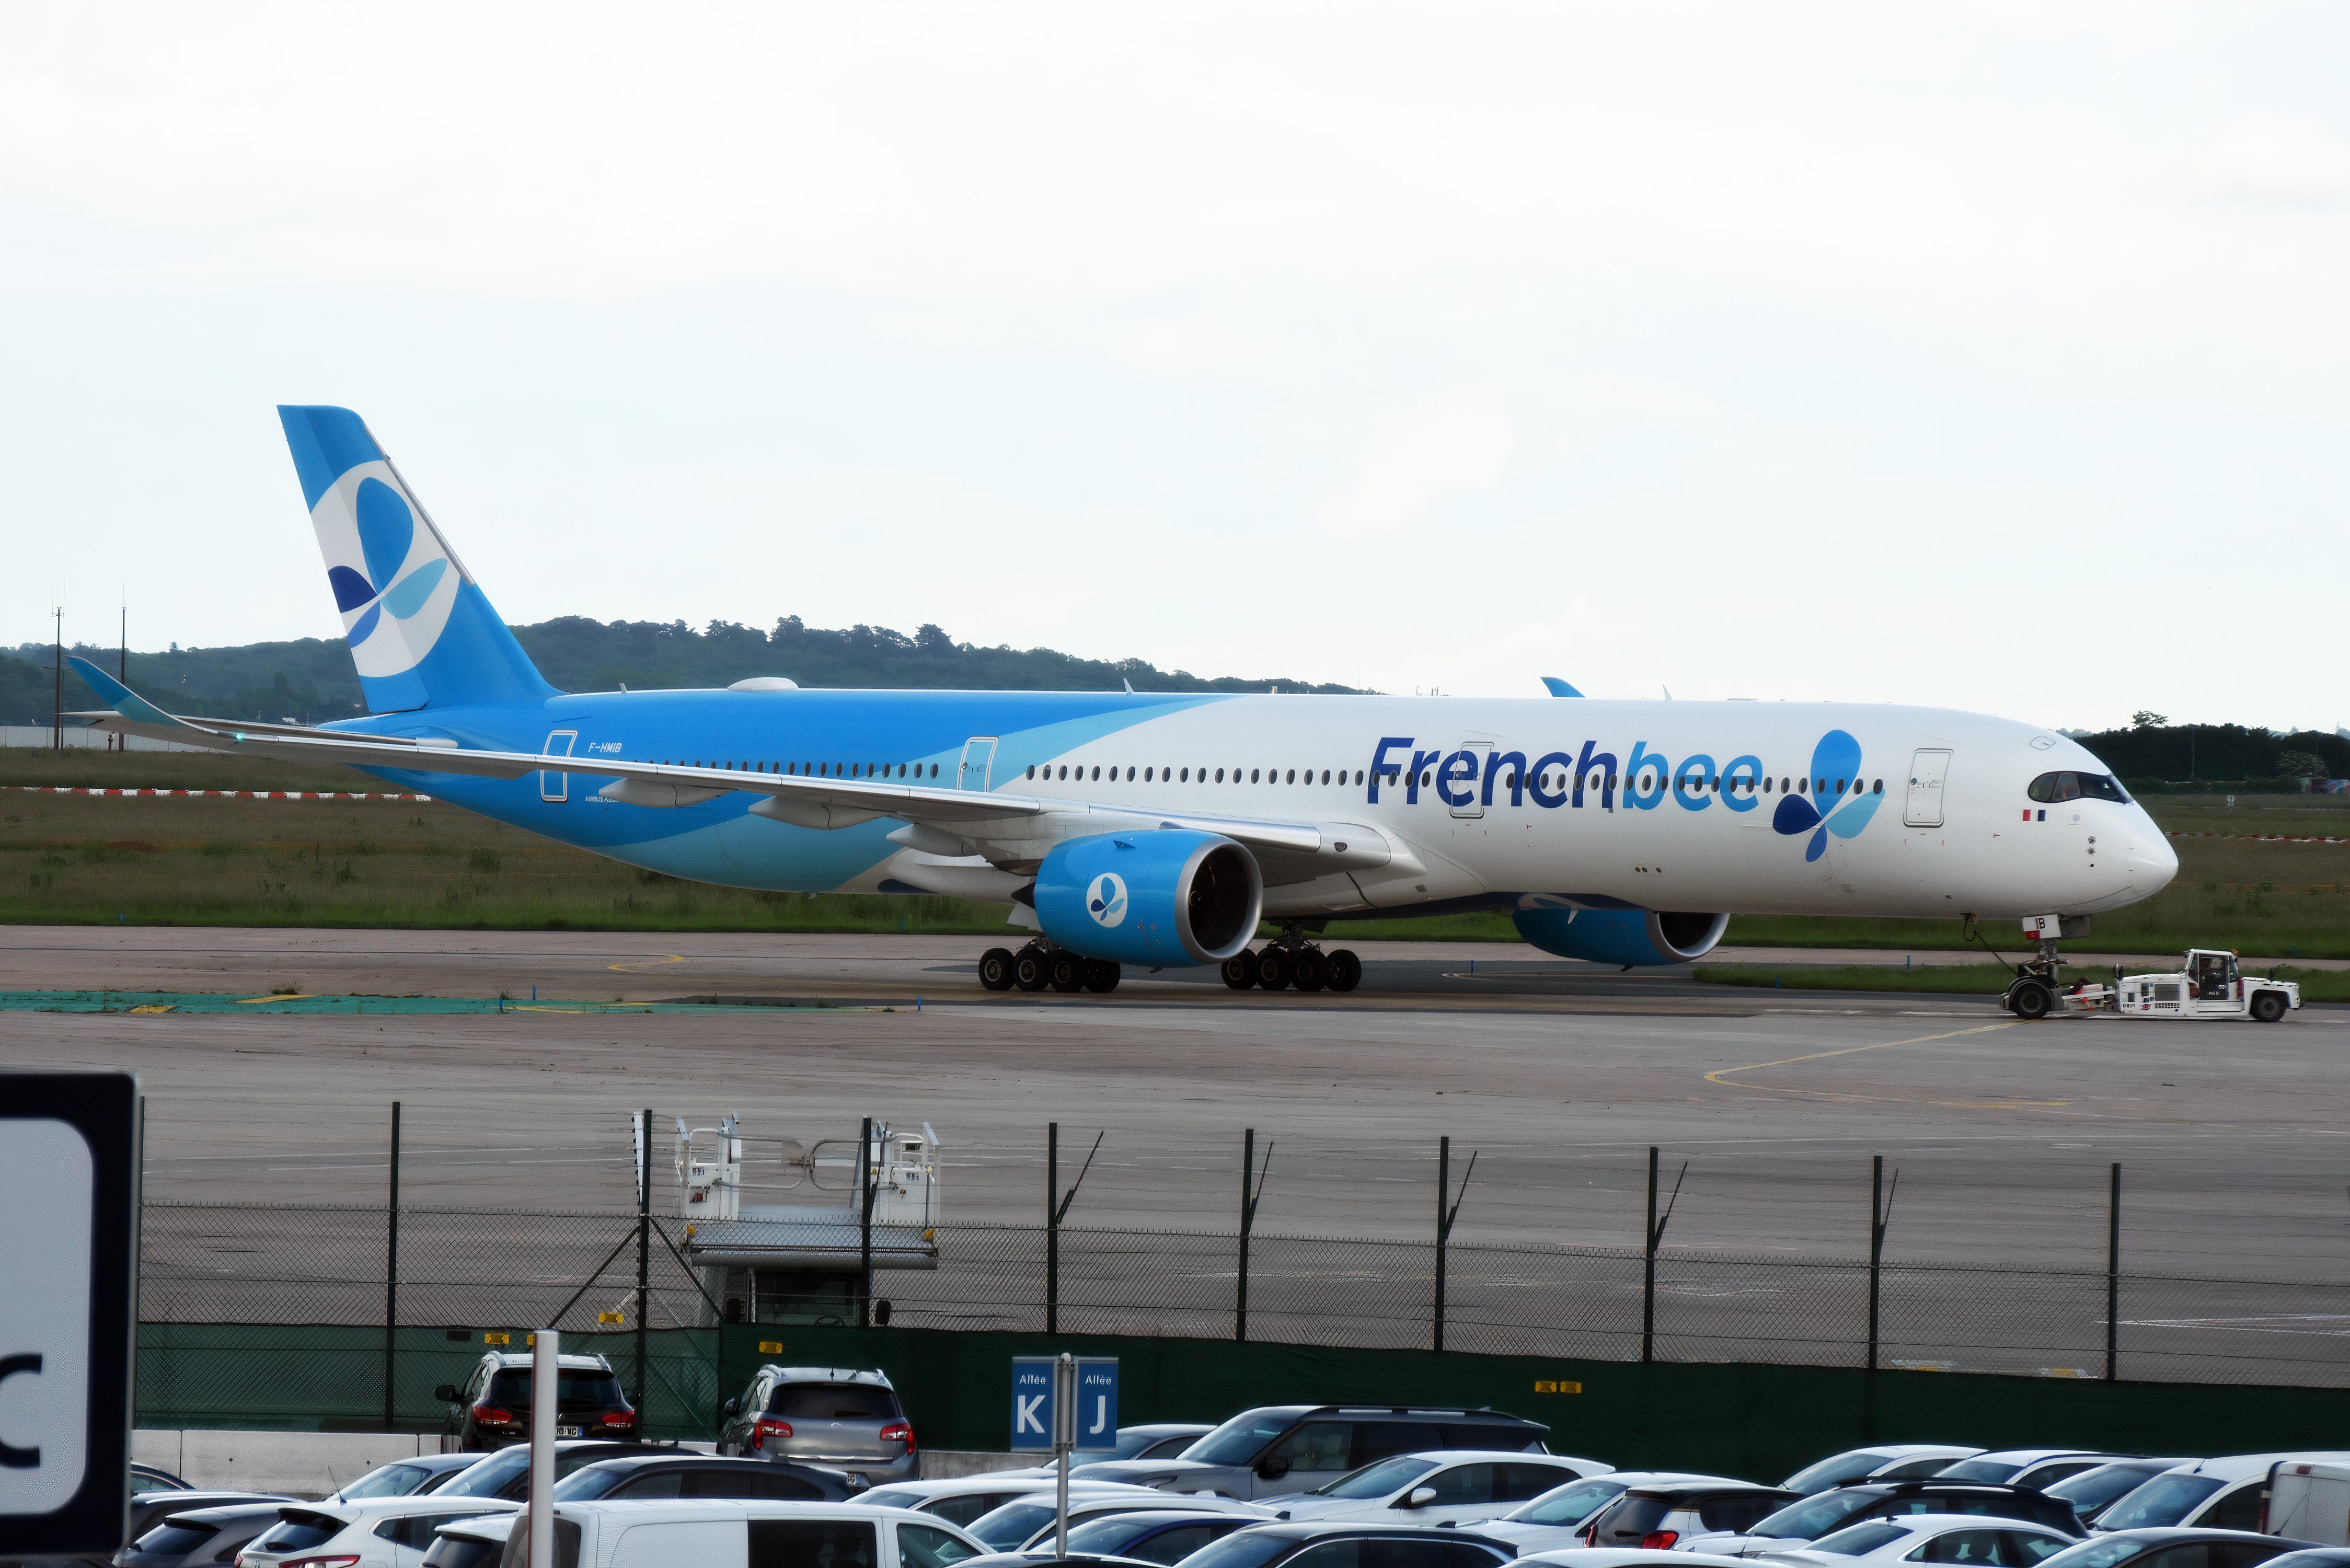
[0,1074,138,1557]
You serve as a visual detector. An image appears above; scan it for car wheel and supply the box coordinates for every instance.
[2251,990,2288,1023]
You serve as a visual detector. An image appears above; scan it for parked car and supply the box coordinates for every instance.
[2099,1460,2350,1536]
[418,1513,515,1568]
[1784,1453,1987,1498]
[1057,1509,1274,1564]
[328,1454,495,1503]
[997,1428,1222,1473]
[432,1440,678,1501]
[1072,1406,1552,1502]
[1277,1453,1613,1528]
[121,1492,294,1550]
[1938,1458,2133,1494]
[2263,1553,2350,1568]
[132,1466,193,1493]
[434,1351,637,1450]
[114,1504,295,1568]
[717,1366,919,1485]
[520,1499,986,1568]
[552,1454,863,1503]
[865,1485,1175,1532]
[1480,1474,1749,1556]
[2035,1528,2326,1568]
[1767,1513,2079,1566]
[1172,1521,1522,1568]
[238,1497,524,1568]
[1513,1552,1756,1568]
[966,1490,1270,1553]
[1681,1481,2089,1556]
[1578,1483,1801,1550]
[2044,1469,2198,1530]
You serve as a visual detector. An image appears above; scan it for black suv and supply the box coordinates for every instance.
[1580,1483,1805,1549]
[435,1351,637,1450]
[1070,1406,1550,1502]
[1685,1481,2092,1555]
[1175,1523,1518,1568]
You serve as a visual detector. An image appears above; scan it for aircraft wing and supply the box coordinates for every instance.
[64,658,1377,869]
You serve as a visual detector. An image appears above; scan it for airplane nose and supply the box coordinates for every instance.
[2128,818,2179,894]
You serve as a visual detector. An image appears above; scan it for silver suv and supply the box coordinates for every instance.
[717,1365,916,1484]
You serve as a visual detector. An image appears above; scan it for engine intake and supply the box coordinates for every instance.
[1034,830,1263,967]
[1512,907,1730,966]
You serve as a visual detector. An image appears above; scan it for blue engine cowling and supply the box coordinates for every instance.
[1512,907,1730,966]
[1033,830,1263,966]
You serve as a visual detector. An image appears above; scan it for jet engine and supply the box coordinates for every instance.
[1512,907,1730,966]
[1033,830,1263,966]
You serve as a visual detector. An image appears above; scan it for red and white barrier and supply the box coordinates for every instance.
[5,786,434,801]
[2167,829,2350,845]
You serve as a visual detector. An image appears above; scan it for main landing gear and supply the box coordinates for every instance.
[976,941,1120,995]
[1222,927,1362,994]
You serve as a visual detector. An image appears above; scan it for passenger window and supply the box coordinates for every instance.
[1424,1464,1495,1504]
[1499,1465,1568,1502]
[615,1473,683,1498]
[1286,1543,1361,1568]
[1910,1530,2004,1564]
[1268,1421,1356,1474]
[896,1524,980,1568]
[1998,1534,2068,1566]
[1356,1423,1443,1463]
[747,1518,877,1568]
[1133,1527,1219,1564]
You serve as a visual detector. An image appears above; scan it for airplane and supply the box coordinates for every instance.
[72,405,2179,1001]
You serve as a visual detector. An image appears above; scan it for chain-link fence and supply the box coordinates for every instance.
[139,1201,2350,1412]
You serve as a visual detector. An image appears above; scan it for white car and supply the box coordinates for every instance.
[533,1501,986,1568]
[2096,1456,2350,1535]
[1481,1474,1750,1557]
[965,1489,1271,1554]
[1765,1514,2077,1567]
[237,1496,522,1568]
[1783,1452,1987,1497]
[1277,1453,1614,1529]
[858,1478,1149,1530]
[1506,1547,1758,1568]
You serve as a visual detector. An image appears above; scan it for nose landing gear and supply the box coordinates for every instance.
[977,942,1120,994]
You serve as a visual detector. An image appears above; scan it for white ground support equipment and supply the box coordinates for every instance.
[1995,916,2301,1023]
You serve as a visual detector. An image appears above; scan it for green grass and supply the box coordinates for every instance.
[1696,961,2350,1001]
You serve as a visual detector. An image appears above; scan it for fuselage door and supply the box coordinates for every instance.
[958,736,999,792]
[1904,748,1952,828]
[541,729,578,803]
[1451,742,1492,818]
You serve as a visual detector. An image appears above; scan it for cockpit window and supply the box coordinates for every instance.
[2027,770,2128,804]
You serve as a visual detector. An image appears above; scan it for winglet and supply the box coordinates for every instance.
[1540,676,1584,698]
[68,656,205,733]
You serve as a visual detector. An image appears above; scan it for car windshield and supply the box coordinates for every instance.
[1113,1431,1190,1460]
[1315,1459,1441,1501]
[488,1370,625,1407]
[1787,1454,1893,1494]
[550,1466,628,1502]
[770,1383,898,1419]
[338,1465,430,1500]
[1186,1413,1297,1467]
[2033,1537,2160,1568]
[439,1450,531,1498]
[1507,1479,1629,1525]
[1938,1461,2026,1484]
[1811,1522,1910,1557]
[2099,1475,2226,1531]
[1750,1493,1877,1540]
[968,1501,1056,1551]
[2046,1467,2170,1516]
[1179,1531,1293,1568]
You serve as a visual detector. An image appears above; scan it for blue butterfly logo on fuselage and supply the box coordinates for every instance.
[1771,729,1884,861]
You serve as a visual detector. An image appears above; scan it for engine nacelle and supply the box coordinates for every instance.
[1512,907,1730,966]
[1034,830,1263,967]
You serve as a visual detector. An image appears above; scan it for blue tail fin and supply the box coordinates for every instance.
[279,406,557,713]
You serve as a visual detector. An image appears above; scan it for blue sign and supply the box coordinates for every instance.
[1074,1358,1119,1452]
[1009,1356,1119,1452]
[1009,1357,1056,1451]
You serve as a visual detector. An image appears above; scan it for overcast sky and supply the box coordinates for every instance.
[4,3,2345,729]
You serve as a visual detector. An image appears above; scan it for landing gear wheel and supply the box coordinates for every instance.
[1222,950,1260,990]
[1013,950,1050,992]
[1047,952,1087,993]
[1256,947,1293,990]
[1326,949,1362,993]
[977,948,1016,991]
[1290,948,1329,992]
[2251,990,2288,1023]
[1083,959,1121,994]
[2008,981,2054,1021]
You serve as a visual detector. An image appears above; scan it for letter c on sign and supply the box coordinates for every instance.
[0,1352,41,1468]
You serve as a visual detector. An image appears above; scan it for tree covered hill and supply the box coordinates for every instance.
[0,615,1365,725]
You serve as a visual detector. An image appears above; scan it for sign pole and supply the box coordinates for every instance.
[1054,1353,1075,1558]
[528,1328,557,1568]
